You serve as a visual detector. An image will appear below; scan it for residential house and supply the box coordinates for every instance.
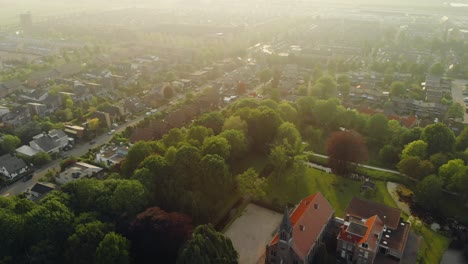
[337,197,410,263]
[90,111,112,128]
[0,79,26,97]
[56,161,103,185]
[26,69,59,88]
[27,102,47,117]
[265,192,335,264]
[0,154,32,180]
[29,182,55,201]
[49,129,71,148]
[20,89,49,103]
[424,75,451,102]
[95,145,129,167]
[100,105,126,123]
[63,125,85,139]
[26,130,70,155]
[390,97,448,119]
[1,108,31,127]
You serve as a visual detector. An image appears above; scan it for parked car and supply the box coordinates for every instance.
[108,129,116,135]
[89,140,96,145]
[22,174,33,182]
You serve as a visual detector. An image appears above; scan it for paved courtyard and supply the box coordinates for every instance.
[225,204,283,264]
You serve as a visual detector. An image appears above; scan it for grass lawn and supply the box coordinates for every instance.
[415,224,451,264]
[265,167,397,217]
[263,165,450,264]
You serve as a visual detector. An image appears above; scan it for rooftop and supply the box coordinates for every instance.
[345,197,402,230]
[270,192,335,259]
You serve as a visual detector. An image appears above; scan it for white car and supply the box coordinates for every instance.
[108,129,116,135]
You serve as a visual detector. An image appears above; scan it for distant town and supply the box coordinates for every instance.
[1,1,468,264]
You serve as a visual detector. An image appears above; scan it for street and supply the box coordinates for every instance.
[0,108,149,196]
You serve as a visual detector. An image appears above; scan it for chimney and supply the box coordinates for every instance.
[300,225,305,231]
[314,203,319,210]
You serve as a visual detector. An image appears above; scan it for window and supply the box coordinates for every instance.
[364,251,369,259]
[347,243,353,251]
[341,250,346,258]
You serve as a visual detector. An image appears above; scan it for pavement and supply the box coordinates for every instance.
[224,204,282,264]
[451,78,468,124]
[310,153,402,175]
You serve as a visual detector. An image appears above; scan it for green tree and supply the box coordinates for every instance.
[401,140,428,159]
[199,154,232,198]
[429,63,444,75]
[177,224,238,264]
[65,221,108,264]
[195,111,225,134]
[422,123,456,155]
[25,200,74,245]
[247,107,282,152]
[187,126,213,146]
[121,141,154,177]
[202,136,231,160]
[95,232,130,264]
[110,180,147,216]
[456,127,468,151]
[269,145,289,180]
[438,159,465,186]
[0,135,21,154]
[222,116,248,133]
[274,122,302,155]
[219,130,248,160]
[278,102,298,123]
[366,114,389,144]
[379,144,400,166]
[415,175,443,210]
[32,152,52,166]
[236,168,266,201]
[310,76,337,99]
[258,69,273,87]
[389,81,406,98]
[163,128,186,148]
[448,102,464,119]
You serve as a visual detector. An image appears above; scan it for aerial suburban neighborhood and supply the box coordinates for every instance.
[1,0,468,263]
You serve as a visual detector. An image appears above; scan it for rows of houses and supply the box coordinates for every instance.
[266,193,410,264]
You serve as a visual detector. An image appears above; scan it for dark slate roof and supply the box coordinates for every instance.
[347,222,368,236]
[34,135,61,152]
[345,197,402,230]
[49,129,68,140]
[30,183,55,194]
[0,154,28,174]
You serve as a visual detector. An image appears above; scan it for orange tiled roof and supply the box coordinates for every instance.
[269,192,335,258]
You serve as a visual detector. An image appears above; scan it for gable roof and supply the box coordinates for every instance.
[0,154,28,174]
[345,197,401,230]
[270,192,335,259]
[33,135,61,152]
[49,129,68,140]
[338,215,384,251]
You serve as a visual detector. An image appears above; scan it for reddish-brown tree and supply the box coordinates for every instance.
[127,207,193,264]
[326,130,368,175]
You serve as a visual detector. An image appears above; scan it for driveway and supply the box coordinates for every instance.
[225,204,282,264]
